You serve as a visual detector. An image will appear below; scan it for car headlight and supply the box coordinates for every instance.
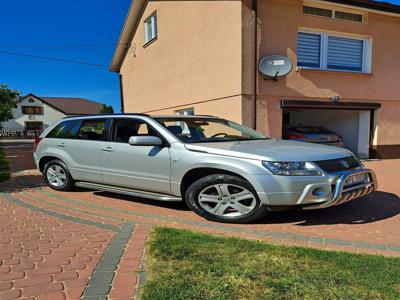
[262,161,322,176]
[355,157,365,169]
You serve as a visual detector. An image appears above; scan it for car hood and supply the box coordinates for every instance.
[184,139,353,161]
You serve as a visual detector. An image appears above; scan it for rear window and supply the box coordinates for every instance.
[46,120,76,138]
[290,126,334,134]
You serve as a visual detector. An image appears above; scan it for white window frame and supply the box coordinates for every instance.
[297,29,372,74]
[144,12,157,45]
[302,1,367,24]
[174,108,194,134]
[175,108,194,116]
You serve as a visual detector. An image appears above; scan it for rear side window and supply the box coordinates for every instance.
[65,121,81,139]
[46,120,76,138]
[78,119,107,141]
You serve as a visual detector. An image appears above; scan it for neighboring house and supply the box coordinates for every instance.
[110,0,400,159]
[2,94,104,131]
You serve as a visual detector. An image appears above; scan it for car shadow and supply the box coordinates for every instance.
[95,191,400,226]
[261,191,400,226]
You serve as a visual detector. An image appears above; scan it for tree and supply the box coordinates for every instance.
[0,84,18,128]
[100,104,114,114]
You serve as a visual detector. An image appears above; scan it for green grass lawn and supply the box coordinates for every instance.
[0,146,10,182]
[142,227,400,300]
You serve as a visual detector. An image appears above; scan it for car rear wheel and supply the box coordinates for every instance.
[185,174,268,223]
[43,159,75,191]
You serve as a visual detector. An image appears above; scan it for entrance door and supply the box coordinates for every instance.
[100,118,171,194]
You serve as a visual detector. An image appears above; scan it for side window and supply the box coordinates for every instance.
[144,12,157,44]
[78,119,107,141]
[65,121,81,139]
[175,108,194,116]
[113,119,156,143]
[46,120,76,139]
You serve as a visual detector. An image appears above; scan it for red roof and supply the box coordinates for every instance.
[40,97,104,115]
[16,94,105,115]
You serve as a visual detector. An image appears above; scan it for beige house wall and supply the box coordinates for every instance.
[120,0,243,122]
[243,0,400,149]
[117,0,400,157]
[152,95,243,119]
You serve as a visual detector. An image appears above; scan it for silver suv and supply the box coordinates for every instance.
[34,114,377,223]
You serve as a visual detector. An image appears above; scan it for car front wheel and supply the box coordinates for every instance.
[185,174,268,223]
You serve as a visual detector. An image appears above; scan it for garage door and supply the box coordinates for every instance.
[281,100,381,159]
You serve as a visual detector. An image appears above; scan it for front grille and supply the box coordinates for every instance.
[313,156,360,173]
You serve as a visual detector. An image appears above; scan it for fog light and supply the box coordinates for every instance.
[312,187,327,197]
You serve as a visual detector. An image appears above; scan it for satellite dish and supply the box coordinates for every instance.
[258,55,293,81]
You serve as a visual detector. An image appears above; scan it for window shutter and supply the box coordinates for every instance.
[327,36,364,71]
[297,32,321,68]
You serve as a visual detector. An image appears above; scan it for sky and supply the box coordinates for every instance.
[1,0,400,113]
[0,0,131,112]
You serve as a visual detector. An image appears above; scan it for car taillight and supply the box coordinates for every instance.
[34,137,42,152]
[287,134,306,140]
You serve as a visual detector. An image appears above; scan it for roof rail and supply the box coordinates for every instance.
[62,113,150,119]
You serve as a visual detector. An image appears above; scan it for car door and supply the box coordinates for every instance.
[62,118,110,183]
[100,118,171,194]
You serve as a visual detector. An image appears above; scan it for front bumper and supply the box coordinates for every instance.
[254,168,377,209]
[302,169,377,209]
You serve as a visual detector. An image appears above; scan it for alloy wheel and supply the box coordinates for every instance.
[198,184,257,218]
[46,165,67,187]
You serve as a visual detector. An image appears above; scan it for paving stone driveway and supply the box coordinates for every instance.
[0,145,148,299]
[1,144,400,298]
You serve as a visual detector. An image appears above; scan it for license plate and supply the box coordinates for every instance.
[345,173,369,186]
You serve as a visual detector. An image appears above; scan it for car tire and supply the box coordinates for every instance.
[185,174,268,224]
[43,159,75,191]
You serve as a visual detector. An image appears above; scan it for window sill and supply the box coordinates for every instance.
[143,37,157,48]
[296,67,372,76]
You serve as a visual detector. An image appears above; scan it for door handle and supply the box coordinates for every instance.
[57,143,66,148]
[102,147,115,152]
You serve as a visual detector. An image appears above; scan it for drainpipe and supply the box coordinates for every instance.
[118,73,125,113]
[251,0,258,130]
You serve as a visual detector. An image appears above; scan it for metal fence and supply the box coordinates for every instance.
[0,128,43,143]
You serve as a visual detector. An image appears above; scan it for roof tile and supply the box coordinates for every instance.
[40,97,104,115]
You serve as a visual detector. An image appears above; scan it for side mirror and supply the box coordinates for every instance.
[128,136,164,146]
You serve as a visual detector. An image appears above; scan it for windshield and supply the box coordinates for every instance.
[156,117,268,143]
